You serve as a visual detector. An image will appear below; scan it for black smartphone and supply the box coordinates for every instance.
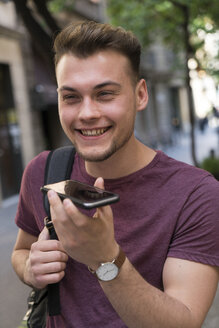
[41,179,119,210]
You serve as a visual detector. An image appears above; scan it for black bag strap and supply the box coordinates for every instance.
[43,145,76,316]
[44,145,76,217]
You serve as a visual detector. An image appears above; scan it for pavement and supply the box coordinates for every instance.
[0,199,30,328]
[0,126,219,328]
[162,125,219,165]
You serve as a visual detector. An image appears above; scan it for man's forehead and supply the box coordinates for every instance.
[56,51,133,89]
[56,50,130,70]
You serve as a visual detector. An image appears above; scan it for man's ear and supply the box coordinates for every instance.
[136,79,148,112]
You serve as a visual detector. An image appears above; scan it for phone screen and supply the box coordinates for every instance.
[41,179,119,209]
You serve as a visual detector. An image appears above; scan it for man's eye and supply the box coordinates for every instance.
[62,94,80,103]
[97,91,115,100]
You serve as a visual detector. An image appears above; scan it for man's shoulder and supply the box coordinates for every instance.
[22,151,50,188]
[25,150,50,175]
[154,151,218,193]
[28,150,50,166]
[157,151,210,178]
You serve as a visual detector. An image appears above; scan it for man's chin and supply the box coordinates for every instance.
[76,146,117,163]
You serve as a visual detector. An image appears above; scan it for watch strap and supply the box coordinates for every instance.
[113,247,126,269]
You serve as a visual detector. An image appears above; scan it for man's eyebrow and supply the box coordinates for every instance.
[94,81,121,89]
[58,86,77,92]
[57,81,121,93]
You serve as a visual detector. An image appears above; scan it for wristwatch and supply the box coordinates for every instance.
[88,247,126,281]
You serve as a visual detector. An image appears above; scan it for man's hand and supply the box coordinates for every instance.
[24,227,68,289]
[48,177,119,270]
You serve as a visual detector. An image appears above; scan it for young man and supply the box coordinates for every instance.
[12,21,219,328]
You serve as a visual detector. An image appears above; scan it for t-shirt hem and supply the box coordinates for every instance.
[168,250,219,267]
[16,221,40,237]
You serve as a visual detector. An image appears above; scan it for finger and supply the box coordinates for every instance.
[38,226,49,241]
[32,239,63,252]
[36,271,66,287]
[40,250,69,264]
[93,177,105,218]
[94,177,104,189]
[48,189,82,235]
[47,189,62,207]
[93,178,113,219]
[62,198,88,226]
[33,260,67,275]
[32,269,66,288]
[47,189,68,223]
[94,201,113,218]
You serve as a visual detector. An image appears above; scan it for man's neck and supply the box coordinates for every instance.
[85,139,156,179]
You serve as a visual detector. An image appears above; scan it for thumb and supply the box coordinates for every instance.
[38,226,49,241]
[94,177,104,190]
[93,177,113,219]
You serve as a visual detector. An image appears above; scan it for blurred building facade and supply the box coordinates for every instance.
[0,1,35,201]
[0,0,189,204]
[137,42,190,147]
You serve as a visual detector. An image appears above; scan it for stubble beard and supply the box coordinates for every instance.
[74,128,134,163]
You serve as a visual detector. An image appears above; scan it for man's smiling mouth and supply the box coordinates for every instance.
[79,127,110,136]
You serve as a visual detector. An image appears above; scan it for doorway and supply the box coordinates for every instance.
[0,64,23,199]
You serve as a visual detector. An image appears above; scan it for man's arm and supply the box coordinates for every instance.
[11,228,68,289]
[99,257,218,328]
[48,178,219,328]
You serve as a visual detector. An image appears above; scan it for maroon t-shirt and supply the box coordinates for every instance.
[15,150,219,327]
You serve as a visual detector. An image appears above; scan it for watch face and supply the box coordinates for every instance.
[96,262,119,281]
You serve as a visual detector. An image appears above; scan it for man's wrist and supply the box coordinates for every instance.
[23,256,34,287]
[88,246,126,282]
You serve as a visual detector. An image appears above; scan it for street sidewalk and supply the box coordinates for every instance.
[0,201,30,328]
[161,125,218,165]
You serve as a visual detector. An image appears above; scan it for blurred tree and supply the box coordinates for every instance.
[108,0,219,166]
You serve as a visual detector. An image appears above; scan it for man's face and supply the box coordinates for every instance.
[56,50,146,162]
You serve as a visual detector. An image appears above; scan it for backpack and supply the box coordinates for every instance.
[22,146,76,328]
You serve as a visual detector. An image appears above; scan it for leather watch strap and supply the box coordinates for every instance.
[113,247,126,269]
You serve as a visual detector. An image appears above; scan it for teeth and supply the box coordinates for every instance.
[81,128,107,136]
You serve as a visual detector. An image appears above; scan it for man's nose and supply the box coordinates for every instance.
[78,98,101,121]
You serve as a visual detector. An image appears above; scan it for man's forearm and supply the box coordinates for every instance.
[100,259,196,328]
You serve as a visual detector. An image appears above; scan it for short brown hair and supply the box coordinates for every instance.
[53,20,141,82]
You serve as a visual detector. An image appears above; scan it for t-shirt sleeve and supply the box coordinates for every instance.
[15,151,49,236]
[168,174,219,267]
